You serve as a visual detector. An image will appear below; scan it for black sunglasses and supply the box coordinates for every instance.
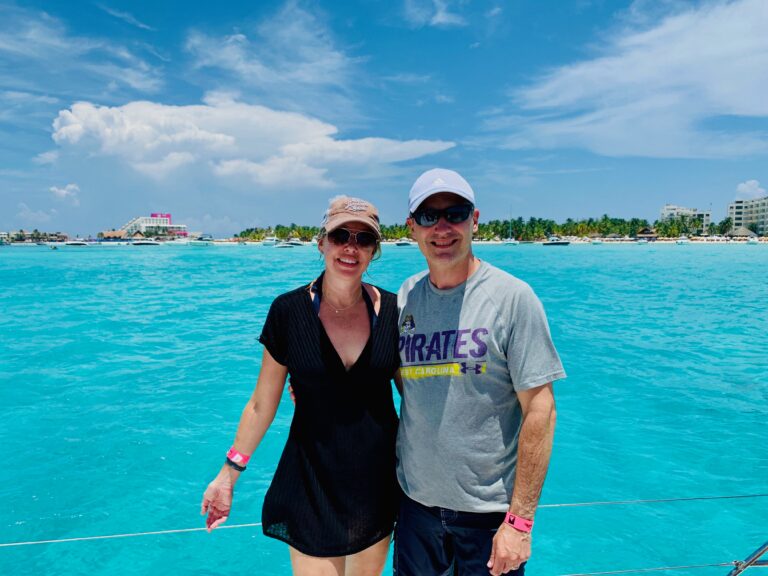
[410,204,474,227]
[327,228,378,248]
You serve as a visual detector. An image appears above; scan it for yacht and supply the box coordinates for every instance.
[189,234,214,247]
[262,236,279,246]
[503,238,519,246]
[64,240,89,247]
[542,236,570,246]
[636,238,648,244]
[675,236,691,245]
[746,236,760,245]
[394,238,414,246]
[133,238,161,246]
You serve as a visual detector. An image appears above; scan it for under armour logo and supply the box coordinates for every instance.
[460,363,483,374]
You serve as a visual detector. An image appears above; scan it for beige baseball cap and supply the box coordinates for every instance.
[322,196,382,239]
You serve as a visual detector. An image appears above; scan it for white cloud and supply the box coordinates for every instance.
[487,7,503,18]
[185,3,356,117]
[404,0,466,28]
[133,152,196,179]
[487,0,768,158]
[49,183,80,206]
[435,94,454,104]
[0,5,163,99]
[16,203,56,225]
[51,94,454,188]
[736,179,766,199]
[33,150,59,164]
[96,4,155,31]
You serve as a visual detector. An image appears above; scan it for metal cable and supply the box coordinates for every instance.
[539,493,768,508]
[556,562,736,575]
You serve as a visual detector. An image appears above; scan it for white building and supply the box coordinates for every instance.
[728,197,768,235]
[120,213,188,237]
[660,204,711,231]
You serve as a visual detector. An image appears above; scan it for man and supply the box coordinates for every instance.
[395,168,566,576]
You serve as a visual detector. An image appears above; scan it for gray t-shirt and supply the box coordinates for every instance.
[396,260,566,512]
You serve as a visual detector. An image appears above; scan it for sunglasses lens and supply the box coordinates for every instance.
[445,205,473,223]
[355,232,377,247]
[328,229,351,244]
[414,209,439,227]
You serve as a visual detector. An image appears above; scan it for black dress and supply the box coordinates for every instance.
[258,276,400,557]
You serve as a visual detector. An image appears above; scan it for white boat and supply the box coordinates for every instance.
[64,240,89,246]
[189,234,214,247]
[262,236,279,246]
[542,236,570,246]
[746,236,759,245]
[636,238,648,244]
[285,239,305,247]
[503,239,519,246]
[274,241,295,248]
[132,239,161,246]
[591,239,604,245]
[394,238,414,246]
[675,236,690,245]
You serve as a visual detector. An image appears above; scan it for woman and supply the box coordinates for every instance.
[201,196,400,576]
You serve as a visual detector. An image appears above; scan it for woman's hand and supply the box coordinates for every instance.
[201,476,234,532]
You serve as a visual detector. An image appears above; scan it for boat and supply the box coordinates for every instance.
[591,239,604,245]
[262,236,279,246]
[675,236,690,245]
[636,238,648,244]
[285,238,305,247]
[132,239,161,246]
[542,236,570,246]
[746,236,760,245]
[503,217,518,245]
[189,234,214,247]
[394,238,414,246]
[64,240,89,246]
[274,241,295,248]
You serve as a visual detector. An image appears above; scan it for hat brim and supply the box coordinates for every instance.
[325,215,382,239]
[409,187,474,213]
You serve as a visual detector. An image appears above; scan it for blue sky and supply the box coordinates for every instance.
[1,0,767,236]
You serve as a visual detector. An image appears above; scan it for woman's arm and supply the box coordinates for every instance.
[201,349,288,531]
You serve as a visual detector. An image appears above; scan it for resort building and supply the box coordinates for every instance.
[119,213,188,237]
[660,204,711,231]
[728,197,768,235]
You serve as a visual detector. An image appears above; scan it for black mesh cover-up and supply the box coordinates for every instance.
[258,279,400,557]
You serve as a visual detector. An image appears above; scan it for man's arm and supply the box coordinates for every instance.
[487,383,556,575]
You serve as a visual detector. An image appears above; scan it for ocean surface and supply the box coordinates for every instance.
[1,243,766,576]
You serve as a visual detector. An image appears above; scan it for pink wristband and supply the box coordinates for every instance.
[226,447,251,466]
[504,512,533,533]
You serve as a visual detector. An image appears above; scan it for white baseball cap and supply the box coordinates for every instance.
[408,168,475,214]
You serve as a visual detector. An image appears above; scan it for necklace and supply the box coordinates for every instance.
[322,291,363,314]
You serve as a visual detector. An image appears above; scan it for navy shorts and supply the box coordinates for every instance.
[394,493,526,576]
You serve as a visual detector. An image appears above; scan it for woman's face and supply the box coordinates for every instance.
[318,221,378,280]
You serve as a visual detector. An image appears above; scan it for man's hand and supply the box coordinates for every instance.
[200,478,233,532]
[487,523,531,575]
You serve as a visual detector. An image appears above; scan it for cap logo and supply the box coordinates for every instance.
[344,200,369,212]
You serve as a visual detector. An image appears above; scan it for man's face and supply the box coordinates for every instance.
[407,192,479,267]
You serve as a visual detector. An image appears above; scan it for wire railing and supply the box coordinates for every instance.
[1,493,766,575]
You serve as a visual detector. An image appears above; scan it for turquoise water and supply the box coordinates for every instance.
[1,243,766,576]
